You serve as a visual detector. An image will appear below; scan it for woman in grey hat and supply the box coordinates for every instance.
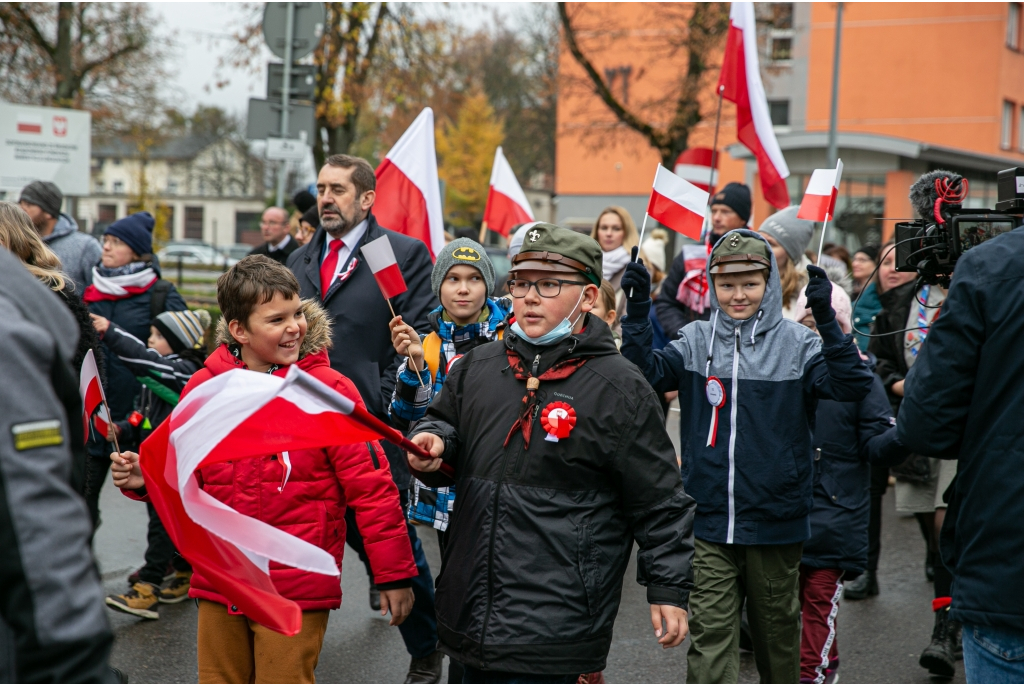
[756,206,815,320]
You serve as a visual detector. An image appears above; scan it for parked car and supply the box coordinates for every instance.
[219,243,258,267]
[157,240,229,267]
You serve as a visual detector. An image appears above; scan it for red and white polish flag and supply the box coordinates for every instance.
[79,349,106,440]
[674,148,719,192]
[718,1,791,209]
[374,108,445,258]
[647,165,710,241]
[361,235,408,300]
[140,366,432,636]
[798,159,844,222]
[17,113,42,134]
[483,146,534,238]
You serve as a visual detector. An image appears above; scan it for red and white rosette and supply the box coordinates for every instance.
[705,376,726,447]
[541,401,576,442]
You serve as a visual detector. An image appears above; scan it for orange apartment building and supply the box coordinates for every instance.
[556,2,1024,247]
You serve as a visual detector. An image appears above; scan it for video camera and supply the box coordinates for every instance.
[895,167,1024,286]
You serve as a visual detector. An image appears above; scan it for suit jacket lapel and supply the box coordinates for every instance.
[305,227,328,297]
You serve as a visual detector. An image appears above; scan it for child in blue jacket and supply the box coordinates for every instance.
[620,229,873,684]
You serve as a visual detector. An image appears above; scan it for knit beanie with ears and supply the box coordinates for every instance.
[153,309,212,354]
[431,238,495,298]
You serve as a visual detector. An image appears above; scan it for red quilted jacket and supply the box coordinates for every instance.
[125,301,417,612]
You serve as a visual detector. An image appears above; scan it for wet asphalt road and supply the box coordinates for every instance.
[94,408,965,683]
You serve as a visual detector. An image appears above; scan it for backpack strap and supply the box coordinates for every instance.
[149,279,172,322]
[422,332,443,384]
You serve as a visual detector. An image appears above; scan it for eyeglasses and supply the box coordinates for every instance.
[507,278,589,298]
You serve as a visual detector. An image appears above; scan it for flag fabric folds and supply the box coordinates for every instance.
[674,147,719,193]
[798,159,845,222]
[483,146,534,237]
[361,235,408,300]
[718,1,791,209]
[139,366,431,636]
[79,348,105,440]
[374,108,446,258]
[647,165,711,241]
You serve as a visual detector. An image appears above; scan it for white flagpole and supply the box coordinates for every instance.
[816,214,831,265]
[629,213,651,299]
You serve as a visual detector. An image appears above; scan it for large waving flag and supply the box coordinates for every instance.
[140,366,432,636]
[79,349,105,440]
[374,108,445,258]
[674,147,719,193]
[798,159,844,222]
[483,146,534,237]
[647,165,710,241]
[718,1,790,209]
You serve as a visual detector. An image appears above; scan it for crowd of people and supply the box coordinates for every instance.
[0,159,1019,684]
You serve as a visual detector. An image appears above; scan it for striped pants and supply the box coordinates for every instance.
[799,566,844,684]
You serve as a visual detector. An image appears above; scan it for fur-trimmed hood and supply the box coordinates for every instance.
[215,297,334,359]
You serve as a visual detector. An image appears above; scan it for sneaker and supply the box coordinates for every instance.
[106,582,159,620]
[842,571,878,600]
[127,563,174,586]
[158,571,193,604]
[404,651,443,684]
[369,584,381,611]
[919,607,956,677]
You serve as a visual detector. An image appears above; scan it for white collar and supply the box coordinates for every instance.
[325,218,369,249]
[269,234,292,251]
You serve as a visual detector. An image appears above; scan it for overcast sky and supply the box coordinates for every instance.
[153,2,534,118]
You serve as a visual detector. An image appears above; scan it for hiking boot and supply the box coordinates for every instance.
[404,650,443,684]
[127,563,173,586]
[369,584,381,611]
[842,571,878,600]
[106,582,159,620]
[919,607,956,677]
[158,571,193,604]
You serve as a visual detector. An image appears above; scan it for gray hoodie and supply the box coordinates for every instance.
[42,214,101,291]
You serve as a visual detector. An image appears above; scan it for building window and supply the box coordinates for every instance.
[769,100,790,127]
[167,180,178,195]
[771,3,793,29]
[94,180,104,193]
[1002,100,1015,149]
[112,180,124,194]
[235,211,263,245]
[98,204,117,223]
[1009,3,1021,49]
[771,36,793,61]
[112,158,122,166]
[185,206,204,240]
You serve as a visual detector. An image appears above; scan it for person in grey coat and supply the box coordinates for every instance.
[0,246,115,682]
[19,180,101,290]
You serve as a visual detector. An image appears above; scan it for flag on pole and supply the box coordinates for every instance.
[374,108,445,258]
[79,349,105,439]
[798,159,844,222]
[139,366,430,636]
[361,235,408,300]
[674,148,719,192]
[482,146,534,237]
[647,165,710,241]
[718,1,791,209]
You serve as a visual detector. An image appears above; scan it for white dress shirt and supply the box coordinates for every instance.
[322,219,369,284]
[268,234,292,252]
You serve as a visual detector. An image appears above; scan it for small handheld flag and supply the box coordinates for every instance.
[361,235,408,300]
[79,348,120,452]
[647,165,710,241]
[797,159,844,262]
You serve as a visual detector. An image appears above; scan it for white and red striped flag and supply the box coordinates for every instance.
[139,366,433,636]
[798,159,844,222]
[79,349,105,440]
[674,148,719,192]
[647,165,710,241]
[361,235,407,300]
[374,108,445,258]
[718,1,790,209]
[483,146,534,237]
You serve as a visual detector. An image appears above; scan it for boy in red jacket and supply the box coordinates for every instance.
[111,255,416,683]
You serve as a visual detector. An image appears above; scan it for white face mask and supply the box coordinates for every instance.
[511,288,587,346]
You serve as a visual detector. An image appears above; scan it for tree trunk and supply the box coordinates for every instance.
[53,3,75,106]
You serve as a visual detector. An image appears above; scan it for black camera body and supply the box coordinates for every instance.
[895,168,1024,286]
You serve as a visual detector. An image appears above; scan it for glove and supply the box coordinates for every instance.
[621,246,651,303]
[804,265,836,325]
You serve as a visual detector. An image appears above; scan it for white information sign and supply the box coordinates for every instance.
[266,137,308,162]
[0,102,91,196]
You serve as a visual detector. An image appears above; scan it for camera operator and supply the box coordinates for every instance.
[897,171,1024,682]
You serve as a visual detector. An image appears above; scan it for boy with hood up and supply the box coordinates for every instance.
[620,229,874,683]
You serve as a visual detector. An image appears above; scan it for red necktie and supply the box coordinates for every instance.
[320,240,343,298]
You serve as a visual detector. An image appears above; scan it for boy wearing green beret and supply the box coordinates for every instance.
[405,223,696,683]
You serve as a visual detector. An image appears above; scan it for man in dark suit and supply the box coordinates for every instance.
[248,206,297,265]
[287,155,441,683]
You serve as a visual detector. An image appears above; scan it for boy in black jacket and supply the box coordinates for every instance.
[407,224,696,683]
[90,308,210,620]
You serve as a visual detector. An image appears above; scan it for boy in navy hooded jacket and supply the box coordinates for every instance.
[621,230,873,683]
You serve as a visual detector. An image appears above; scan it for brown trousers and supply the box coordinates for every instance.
[197,600,330,684]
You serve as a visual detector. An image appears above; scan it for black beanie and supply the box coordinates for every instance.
[855,244,880,263]
[301,204,320,229]
[293,190,316,214]
[710,182,752,223]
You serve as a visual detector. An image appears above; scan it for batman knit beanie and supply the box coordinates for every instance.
[153,309,212,354]
[431,238,494,298]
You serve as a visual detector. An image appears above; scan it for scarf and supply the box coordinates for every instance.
[503,348,591,451]
[83,262,157,303]
[676,242,713,315]
[601,246,631,281]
